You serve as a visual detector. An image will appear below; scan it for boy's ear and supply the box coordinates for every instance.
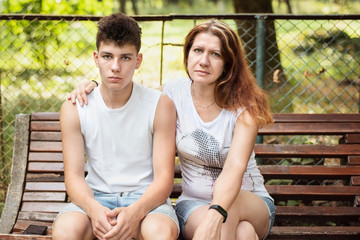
[93,50,99,67]
[136,53,143,69]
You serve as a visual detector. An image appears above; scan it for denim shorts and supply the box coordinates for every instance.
[175,196,276,240]
[56,191,179,234]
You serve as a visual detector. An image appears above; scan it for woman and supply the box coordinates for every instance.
[70,19,275,240]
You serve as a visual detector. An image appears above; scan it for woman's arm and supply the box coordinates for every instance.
[193,110,259,240]
[67,80,98,106]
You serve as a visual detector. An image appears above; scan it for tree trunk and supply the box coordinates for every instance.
[284,0,292,13]
[131,0,138,14]
[234,0,290,112]
[120,0,126,13]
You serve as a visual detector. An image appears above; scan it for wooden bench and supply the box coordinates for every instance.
[0,112,360,239]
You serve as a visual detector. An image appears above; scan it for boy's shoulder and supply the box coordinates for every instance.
[134,82,162,100]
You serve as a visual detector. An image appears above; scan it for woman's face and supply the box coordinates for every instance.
[187,32,225,86]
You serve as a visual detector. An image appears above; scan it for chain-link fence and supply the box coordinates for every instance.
[0,14,359,211]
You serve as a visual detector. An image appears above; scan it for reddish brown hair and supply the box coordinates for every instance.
[183,19,273,126]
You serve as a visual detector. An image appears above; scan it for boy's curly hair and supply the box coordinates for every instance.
[96,13,142,53]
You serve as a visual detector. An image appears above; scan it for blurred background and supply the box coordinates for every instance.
[0,0,359,214]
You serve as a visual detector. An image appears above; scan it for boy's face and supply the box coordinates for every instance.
[94,41,142,91]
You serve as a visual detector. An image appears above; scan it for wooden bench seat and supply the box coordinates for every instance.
[0,112,359,239]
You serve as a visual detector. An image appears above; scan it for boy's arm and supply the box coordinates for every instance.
[104,94,177,239]
[135,93,177,214]
[60,100,113,238]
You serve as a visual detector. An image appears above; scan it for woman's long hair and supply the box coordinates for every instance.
[183,19,273,127]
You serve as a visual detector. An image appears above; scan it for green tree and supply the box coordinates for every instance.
[233,0,291,112]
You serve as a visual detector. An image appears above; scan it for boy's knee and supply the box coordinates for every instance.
[52,212,93,240]
[141,215,178,240]
[143,223,177,240]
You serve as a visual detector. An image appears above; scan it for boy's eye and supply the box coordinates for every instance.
[103,55,111,59]
[122,56,130,61]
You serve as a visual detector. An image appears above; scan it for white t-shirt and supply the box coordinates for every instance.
[163,78,272,203]
[77,83,161,193]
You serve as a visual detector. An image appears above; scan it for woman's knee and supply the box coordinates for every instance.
[236,221,259,240]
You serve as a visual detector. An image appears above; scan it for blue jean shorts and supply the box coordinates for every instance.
[56,191,179,234]
[175,196,276,240]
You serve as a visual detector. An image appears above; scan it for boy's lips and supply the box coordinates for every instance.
[109,76,122,81]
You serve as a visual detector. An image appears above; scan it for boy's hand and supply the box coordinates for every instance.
[87,204,113,240]
[104,207,141,240]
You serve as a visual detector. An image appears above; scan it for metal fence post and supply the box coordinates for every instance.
[255,15,266,164]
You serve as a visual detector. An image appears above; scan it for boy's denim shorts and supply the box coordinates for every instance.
[55,191,179,234]
[175,196,276,240]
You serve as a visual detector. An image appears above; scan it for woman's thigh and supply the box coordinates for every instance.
[180,191,272,240]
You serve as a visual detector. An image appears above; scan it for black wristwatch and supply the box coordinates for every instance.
[209,204,228,223]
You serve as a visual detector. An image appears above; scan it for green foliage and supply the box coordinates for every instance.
[3,0,114,15]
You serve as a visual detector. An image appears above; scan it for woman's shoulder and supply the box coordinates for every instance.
[163,78,190,90]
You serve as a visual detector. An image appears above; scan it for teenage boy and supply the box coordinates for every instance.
[52,13,179,240]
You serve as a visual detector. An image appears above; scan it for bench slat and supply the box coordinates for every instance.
[31,121,60,132]
[0,234,52,240]
[26,173,64,182]
[254,144,360,157]
[28,152,63,162]
[259,122,360,135]
[25,182,65,192]
[351,176,360,185]
[266,185,360,200]
[22,192,66,202]
[271,113,360,123]
[30,142,62,152]
[345,134,360,143]
[18,212,58,223]
[28,162,64,173]
[268,226,360,239]
[31,131,62,141]
[21,202,67,213]
[276,206,360,217]
[259,165,360,179]
[31,112,60,121]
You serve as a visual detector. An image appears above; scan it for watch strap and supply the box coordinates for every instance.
[209,204,228,223]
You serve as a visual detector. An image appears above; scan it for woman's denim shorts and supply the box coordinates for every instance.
[175,196,275,240]
[55,191,179,234]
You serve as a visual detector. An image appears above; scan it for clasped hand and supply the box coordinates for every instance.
[91,205,139,240]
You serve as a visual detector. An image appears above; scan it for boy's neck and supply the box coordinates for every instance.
[100,81,134,109]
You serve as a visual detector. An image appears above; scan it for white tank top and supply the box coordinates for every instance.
[163,78,272,202]
[77,83,161,193]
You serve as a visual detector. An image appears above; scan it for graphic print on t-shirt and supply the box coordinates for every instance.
[182,128,226,183]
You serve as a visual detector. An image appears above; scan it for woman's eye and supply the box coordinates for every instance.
[212,52,221,57]
[194,48,202,53]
